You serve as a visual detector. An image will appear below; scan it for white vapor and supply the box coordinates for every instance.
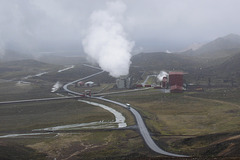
[157,71,168,81]
[82,0,134,78]
[51,81,62,93]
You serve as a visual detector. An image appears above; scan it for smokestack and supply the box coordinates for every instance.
[157,71,169,81]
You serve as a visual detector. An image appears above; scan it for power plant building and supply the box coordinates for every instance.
[169,72,185,93]
[116,76,131,89]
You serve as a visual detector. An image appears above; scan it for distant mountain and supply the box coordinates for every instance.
[0,49,33,62]
[38,54,87,65]
[179,42,203,52]
[210,52,240,77]
[0,59,53,68]
[184,34,240,59]
[131,52,202,72]
[0,59,58,79]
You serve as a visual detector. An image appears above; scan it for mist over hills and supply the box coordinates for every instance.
[206,52,240,77]
[131,34,240,71]
[0,49,87,65]
[37,54,87,65]
[131,52,201,72]
[0,49,34,62]
[131,34,240,84]
[1,33,240,63]
[182,34,240,59]
[0,59,58,80]
[1,33,240,83]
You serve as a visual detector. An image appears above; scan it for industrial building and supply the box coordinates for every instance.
[116,76,132,89]
[169,72,185,93]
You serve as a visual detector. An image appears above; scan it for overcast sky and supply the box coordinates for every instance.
[0,0,240,55]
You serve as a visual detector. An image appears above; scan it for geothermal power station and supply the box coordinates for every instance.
[114,71,186,93]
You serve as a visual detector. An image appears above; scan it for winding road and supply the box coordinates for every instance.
[63,70,104,96]
[0,64,188,157]
[95,97,187,157]
[63,66,188,157]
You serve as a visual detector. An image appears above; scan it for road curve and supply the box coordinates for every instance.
[62,66,188,157]
[63,70,104,96]
[94,97,188,157]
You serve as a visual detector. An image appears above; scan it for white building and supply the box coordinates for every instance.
[85,81,94,87]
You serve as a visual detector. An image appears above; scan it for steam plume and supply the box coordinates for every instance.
[51,81,62,93]
[157,71,168,81]
[82,0,134,78]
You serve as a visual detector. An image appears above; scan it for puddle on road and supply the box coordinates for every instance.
[58,65,75,73]
[0,133,52,138]
[33,121,117,131]
[23,72,48,80]
[78,100,127,128]
[0,121,116,139]
[0,99,127,139]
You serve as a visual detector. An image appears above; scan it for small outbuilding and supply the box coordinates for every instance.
[78,81,85,87]
[85,81,94,87]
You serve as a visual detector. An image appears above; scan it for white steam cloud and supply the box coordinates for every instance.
[82,0,134,78]
[51,81,62,93]
[157,71,168,81]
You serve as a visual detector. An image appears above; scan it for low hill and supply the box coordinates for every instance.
[206,52,240,78]
[0,59,59,79]
[131,51,240,85]
[131,52,202,72]
[184,34,240,59]
[217,52,240,73]
[0,49,34,62]
[37,54,87,65]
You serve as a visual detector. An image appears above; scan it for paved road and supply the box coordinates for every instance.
[63,70,105,96]
[82,64,102,70]
[61,66,188,157]
[94,97,188,157]
[0,96,81,105]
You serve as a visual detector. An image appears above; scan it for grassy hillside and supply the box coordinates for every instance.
[38,54,88,65]
[0,99,114,133]
[131,52,202,72]
[107,88,240,157]
[0,59,60,80]
[184,34,240,59]
[131,50,240,86]
[0,142,46,160]
[213,52,240,76]
[0,99,149,159]
[196,52,240,85]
